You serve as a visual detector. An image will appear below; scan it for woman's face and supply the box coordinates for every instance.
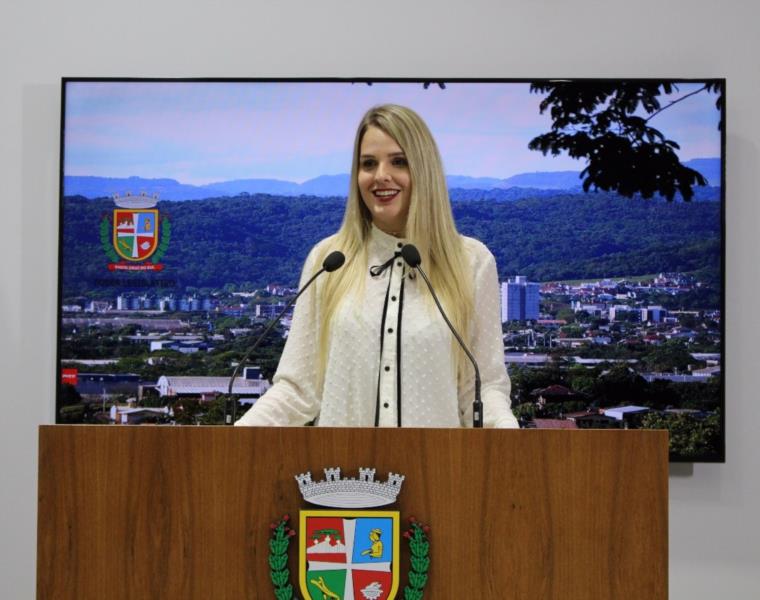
[357,126,412,236]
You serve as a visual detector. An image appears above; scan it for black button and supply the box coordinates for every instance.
[387,328,394,334]
[391,296,397,301]
[383,403,389,408]
[397,242,403,248]
[384,366,390,372]
[396,261,402,267]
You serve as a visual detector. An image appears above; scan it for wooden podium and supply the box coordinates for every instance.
[38,426,667,599]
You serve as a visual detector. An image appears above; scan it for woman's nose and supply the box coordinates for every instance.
[375,161,392,182]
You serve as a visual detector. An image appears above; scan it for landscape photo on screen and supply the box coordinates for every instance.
[58,79,724,461]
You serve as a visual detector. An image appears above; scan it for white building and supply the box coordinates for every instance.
[155,367,271,404]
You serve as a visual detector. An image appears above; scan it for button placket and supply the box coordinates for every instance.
[378,258,403,426]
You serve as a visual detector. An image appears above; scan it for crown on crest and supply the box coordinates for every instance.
[113,191,159,209]
[295,467,405,508]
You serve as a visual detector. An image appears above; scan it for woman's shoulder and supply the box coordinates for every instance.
[304,234,341,264]
[459,235,499,289]
[460,234,496,264]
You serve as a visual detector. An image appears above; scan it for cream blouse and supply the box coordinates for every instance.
[235,225,518,428]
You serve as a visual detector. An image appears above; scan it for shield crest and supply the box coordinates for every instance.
[299,510,400,600]
[113,209,159,261]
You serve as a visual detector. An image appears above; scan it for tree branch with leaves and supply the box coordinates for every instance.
[528,81,723,201]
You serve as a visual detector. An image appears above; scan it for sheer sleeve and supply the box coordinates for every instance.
[234,243,325,426]
[458,242,519,428]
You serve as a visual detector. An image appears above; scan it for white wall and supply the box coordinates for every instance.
[2,1,758,597]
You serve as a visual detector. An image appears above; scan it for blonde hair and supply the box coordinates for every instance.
[314,104,474,389]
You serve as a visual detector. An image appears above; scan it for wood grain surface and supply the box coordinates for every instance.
[38,426,667,599]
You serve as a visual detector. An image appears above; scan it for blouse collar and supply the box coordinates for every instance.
[369,223,408,255]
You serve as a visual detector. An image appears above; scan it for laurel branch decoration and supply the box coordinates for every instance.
[99,216,119,263]
[152,216,171,263]
[403,517,430,600]
[269,515,296,600]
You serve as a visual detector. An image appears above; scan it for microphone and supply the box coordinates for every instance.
[322,250,346,272]
[225,250,346,425]
[400,244,484,428]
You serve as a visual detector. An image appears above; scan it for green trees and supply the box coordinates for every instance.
[62,191,720,294]
[197,395,228,425]
[58,384,85,423]
[641,409,721,458]
[529,81,723,201]
[59,383,82,406]
[566,364,597,397]
[510,360,720,409]
[213,316,251,334]
[167,395,229,425]
[642,340,702,373]
[453,195,720,283]
[509,363,564,406]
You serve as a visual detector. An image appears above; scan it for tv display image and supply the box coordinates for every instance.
[57,78,725,461]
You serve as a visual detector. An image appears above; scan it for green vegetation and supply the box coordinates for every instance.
[61,323,286,381]
[453,194,720,283]
[62,191,720,294]
[510,362,721,413]
[641,409,721,458]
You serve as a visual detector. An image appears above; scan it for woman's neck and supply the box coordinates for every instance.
[373,222,405,238]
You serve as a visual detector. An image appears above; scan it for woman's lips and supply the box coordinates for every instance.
[373,189,399,203]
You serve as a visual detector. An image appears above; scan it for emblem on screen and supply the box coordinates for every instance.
[100,192,171,272]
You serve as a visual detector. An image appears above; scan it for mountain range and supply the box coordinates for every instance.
[64,158,721,201]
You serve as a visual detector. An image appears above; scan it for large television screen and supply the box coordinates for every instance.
[57,78,725,461]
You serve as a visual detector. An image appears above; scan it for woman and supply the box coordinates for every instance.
[236,104,518,428]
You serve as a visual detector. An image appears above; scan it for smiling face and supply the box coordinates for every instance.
[357,126,412,236]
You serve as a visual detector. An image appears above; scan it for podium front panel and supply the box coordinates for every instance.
[38,426,667,599]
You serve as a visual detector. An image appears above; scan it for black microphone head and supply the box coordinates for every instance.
[400,244,421,268]
[322,251,346,272]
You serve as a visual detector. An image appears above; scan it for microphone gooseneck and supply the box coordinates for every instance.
[225,250,346,425]
[400,244,484,428]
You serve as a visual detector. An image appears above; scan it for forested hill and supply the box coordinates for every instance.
[453,194,720,284]
[61,192,720,295]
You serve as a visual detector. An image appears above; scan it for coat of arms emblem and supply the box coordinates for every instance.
[300,510,398,600]
[100,192,170,271]
[113,208,159,261]
[268,467,430,600]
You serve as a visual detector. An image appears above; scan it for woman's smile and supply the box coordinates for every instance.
[373,188,401,202]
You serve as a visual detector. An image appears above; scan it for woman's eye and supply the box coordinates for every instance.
[361,159,376,169]
[392,157,408,167]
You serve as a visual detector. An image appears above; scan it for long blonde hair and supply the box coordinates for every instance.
[314,104,474,389]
